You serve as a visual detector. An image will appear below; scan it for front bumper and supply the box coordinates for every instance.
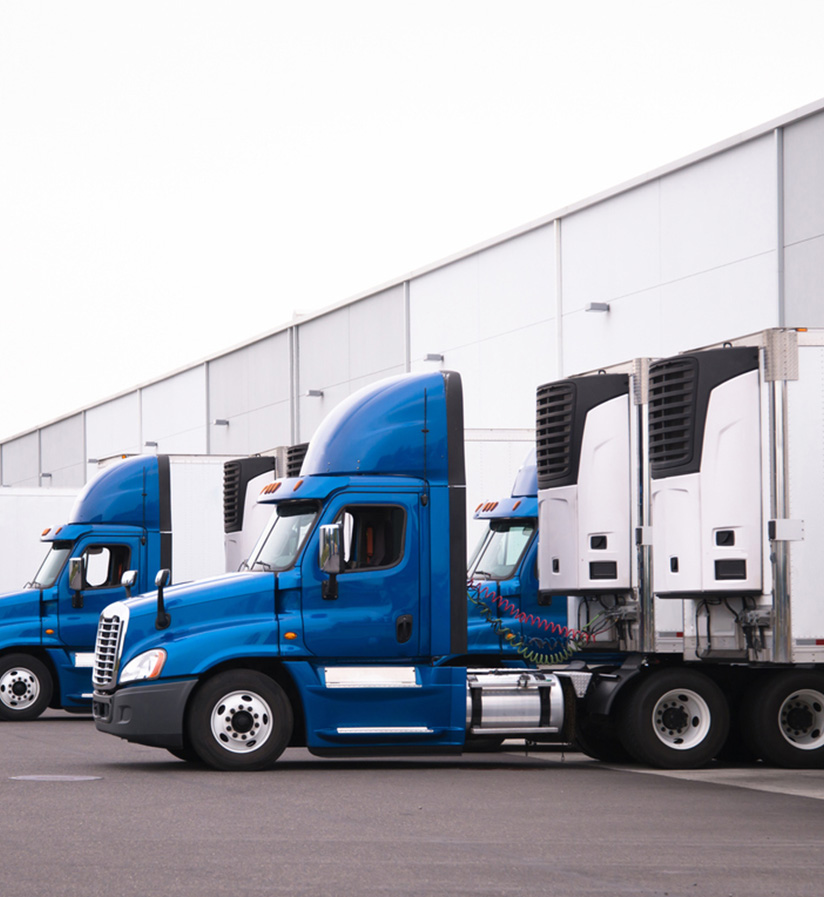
[93,679,198,749]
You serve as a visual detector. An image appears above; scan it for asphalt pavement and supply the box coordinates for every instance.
[2,711,823,897]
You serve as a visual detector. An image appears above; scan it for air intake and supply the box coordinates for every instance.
[286,443,309,478]
[536,382,575,488]
[648,357,698,473]
[223,456,277,533]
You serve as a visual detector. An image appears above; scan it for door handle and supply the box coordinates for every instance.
[396,614,413,644]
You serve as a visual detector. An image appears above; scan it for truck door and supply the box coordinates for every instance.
[302,495,421,658]
[57,540,140,649]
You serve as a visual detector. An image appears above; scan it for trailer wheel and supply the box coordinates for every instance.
[617,668,728,768]
[188,670,293,771]
[0,654,53,721]
[744,671,824,768]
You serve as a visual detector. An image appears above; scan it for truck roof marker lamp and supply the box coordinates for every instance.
[293,480,304,492]
[41,528,51,537]
[261,482,282,495]
[155,568,171,631]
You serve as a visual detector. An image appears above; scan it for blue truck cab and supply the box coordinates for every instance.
[0,456,173,720]
[467,451,567,661]
[92,372,576,770]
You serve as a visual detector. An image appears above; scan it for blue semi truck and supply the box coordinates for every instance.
[91,371,581,769]
[0,454,247,720]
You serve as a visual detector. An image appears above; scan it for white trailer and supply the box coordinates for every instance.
[536,327,824,768]
[0,488,79,593]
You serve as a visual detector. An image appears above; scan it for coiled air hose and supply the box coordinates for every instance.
[468,579,597,664]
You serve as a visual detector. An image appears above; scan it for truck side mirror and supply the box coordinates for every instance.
[121,569,138,599]
[69,557,85,609]
[319,524,342,599]
[154,568,171,630]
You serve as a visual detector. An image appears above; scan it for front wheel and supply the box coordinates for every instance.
[743,671,824,768]
[617,668,729,769]
[187,670,293,771]
[0,654,53,721]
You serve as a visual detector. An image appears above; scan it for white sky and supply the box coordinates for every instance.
[2,0,824,441]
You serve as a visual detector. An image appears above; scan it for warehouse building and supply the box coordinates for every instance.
[2,98,823,525]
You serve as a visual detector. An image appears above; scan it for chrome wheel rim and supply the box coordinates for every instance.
[777,688,824,750]
[0,667,40,711]
[651,688,711,750]
[209,690,274,754]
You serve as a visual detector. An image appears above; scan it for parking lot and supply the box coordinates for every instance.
[2,711,823,897]
[0,712,824,897]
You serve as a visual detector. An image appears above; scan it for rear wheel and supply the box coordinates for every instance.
[0,654,53,721]
[743,671,824,768]
[187,670,293,771]
[617,668,729,768]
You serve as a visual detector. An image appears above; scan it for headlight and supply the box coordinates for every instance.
[119,649,167,683]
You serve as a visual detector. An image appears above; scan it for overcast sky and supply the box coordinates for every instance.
[1,0,823,441]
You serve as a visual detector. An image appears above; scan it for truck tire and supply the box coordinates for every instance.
[187,670,293,771]
[0,654,53,721]
[743,671,824,768]
[617,668,729,769]
[574,714,632,763]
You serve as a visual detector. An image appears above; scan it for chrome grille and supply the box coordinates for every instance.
[92,605,128,688]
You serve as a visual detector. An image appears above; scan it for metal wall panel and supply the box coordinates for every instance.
[85,392,141,469]
[1,432,40,487]
[783,110,824,327]
[297,287,407,442]
[410,228,557,430]
[659,136,777,283]
[208,333,292,454]
[40,414,85,487]
[562,181,661,313]
[348,285,406,379]
[141,366,208,454]
[784,238,824,327]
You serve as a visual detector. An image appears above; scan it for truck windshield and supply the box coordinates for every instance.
[28,540,73,589]
[468,520,535,581]
[246,501,319,572]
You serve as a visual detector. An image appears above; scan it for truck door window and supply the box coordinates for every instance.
[82,545,132,589]
[339,506,405,571]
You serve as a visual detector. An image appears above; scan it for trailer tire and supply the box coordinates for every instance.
[617,668,728,769]
[0,654,53,721]
[188,670,293,771]
[743,671,824,768]
[574,714,633,763]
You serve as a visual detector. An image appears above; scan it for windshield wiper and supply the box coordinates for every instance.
[251,560,273,572]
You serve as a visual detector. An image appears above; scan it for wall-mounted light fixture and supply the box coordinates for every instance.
[424,353,444,362]
[212,419,230,426]
[145,441,158,448]
[40,472,52,482]
[87,458,99,465]
[585,302,610,313]
[307,389,324,397]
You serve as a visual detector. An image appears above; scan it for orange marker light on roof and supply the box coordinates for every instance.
[293,479,304,491]
[261,482,282,495]
[41,528,51,537]
[512,500,521,510]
